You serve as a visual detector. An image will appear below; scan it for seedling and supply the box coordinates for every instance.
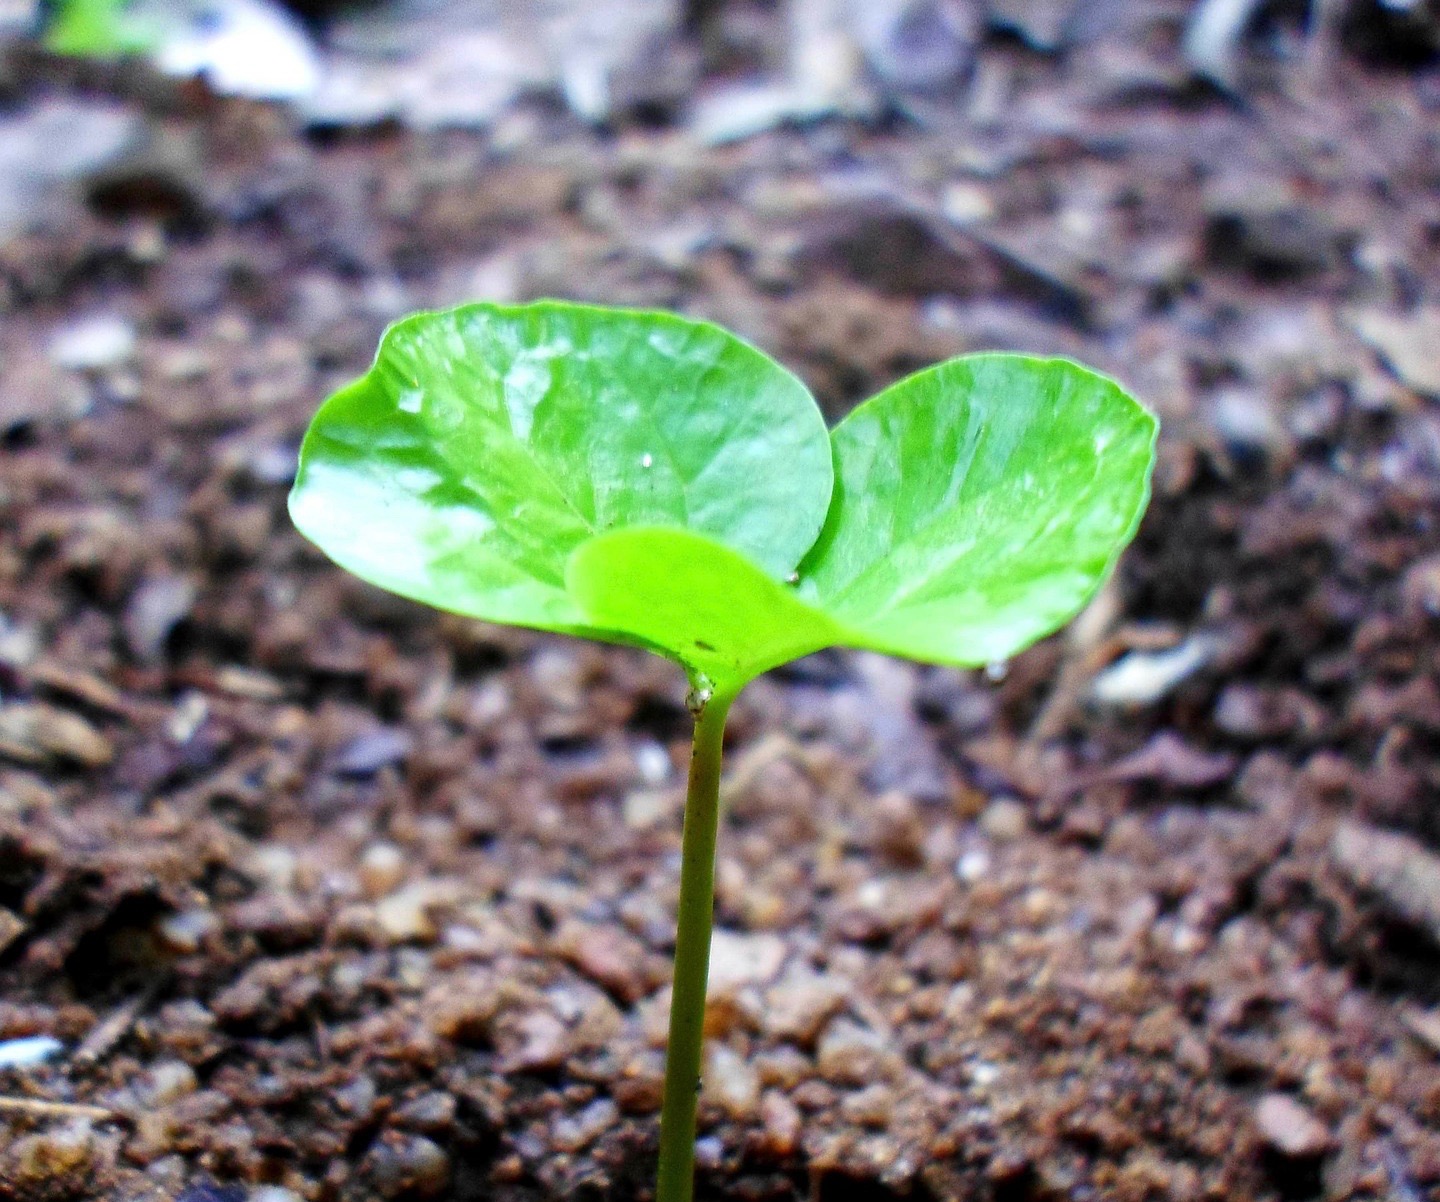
[289,300,1156,1202]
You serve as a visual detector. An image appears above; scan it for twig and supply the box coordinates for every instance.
[0,1096,118,1122]
[74,981,162,1064]
[1304,0,1346,84]
[1023,581,1121,749]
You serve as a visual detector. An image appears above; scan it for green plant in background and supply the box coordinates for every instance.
[289,301,1157,1202]
[46,0,157,57]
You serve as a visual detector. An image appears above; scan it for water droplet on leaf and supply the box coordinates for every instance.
[686,675,714,715]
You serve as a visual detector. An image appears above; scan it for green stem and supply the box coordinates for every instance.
[655,688,733,1202]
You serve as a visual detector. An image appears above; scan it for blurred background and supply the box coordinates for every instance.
[2,3,1440,1201]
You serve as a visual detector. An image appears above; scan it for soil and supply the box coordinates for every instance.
[2,8,1440,1202]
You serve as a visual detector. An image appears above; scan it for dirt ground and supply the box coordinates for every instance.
[2,5,1440,1200]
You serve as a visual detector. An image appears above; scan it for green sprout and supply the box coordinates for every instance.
[289,300,1157,1202]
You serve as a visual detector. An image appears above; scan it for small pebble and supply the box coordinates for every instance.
[1401,1006,1440,1057]
[155,347,213,382]
[157,909,216,954]
[0,616,40,670]
[1331,820,1440,943]
[145,1060,198,1106]
[165,691,209,745]
[366,1133,450,1198]
[9,1122,96,1187]
[358,842,407,899]
[613,1054,665,1114]
[942,181,995,225]
[955,847,991,881]
[424,974,501,1043]
[634,740,672,784]
[393,1091,456,1132]
[500,1010,572,1073]
[395,948,433,991]
[0,1035,64,1069]
[760,1090,802,1156]
[871,790,925,866]
[694,1135,725,1170]
[335,728,411,777]
[375,884,440,943]
[1206,386,1285,461]
[761,970,849,1044]
[48,314,136,371]
[703,1043,760,1118]
[1090,636,1214,707]
[707,930,788,993]
[977,798,1028,842]
[554,920,648,1002]
[622,788,672,828]
[1255,1093,1330,1158]
[125,575,196,663]
[551,1098,617,1153]
[244,443,299,485]
[840,1082,895,1127]
[530,647,584,709]
[327,1079,372,1124]
[246,845,298,892]
[816,1019,896,1086]
[1401,554,1440,617]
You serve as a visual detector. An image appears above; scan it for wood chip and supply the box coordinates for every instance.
[1400,1007,1440,1057]
[27,660,131,717]
[1347,306,1440,399]
[0,703,114,767]
[0,907,24,954]
[0,1096,118,1122]
[74,988,159,1065]
[1331,821,1440,943]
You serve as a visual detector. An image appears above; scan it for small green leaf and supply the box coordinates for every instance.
[567,528,843,696]
[799,354,1157,666]
[289,302,834,637]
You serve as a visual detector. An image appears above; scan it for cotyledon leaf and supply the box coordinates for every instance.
[567,527,845,697]
[291,309,1156,689]
[796,354,1158,667]
[288,301,834,637]
[568,356,1156,688]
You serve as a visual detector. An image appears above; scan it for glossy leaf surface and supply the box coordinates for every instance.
[568,528,843,696]
[289,302,833,639]
[292,303,1157,692]
[798,354,1157,666]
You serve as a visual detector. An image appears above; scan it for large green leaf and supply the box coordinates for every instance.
[797,354,1158,666]
[289,302,834,637]
[567,528,843,697]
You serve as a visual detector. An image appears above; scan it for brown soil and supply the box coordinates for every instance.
[2,14,1440,1202]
